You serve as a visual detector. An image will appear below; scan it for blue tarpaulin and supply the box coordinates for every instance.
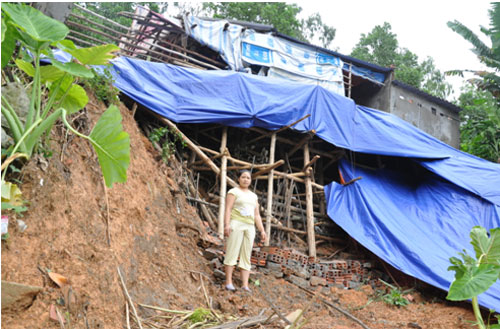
[107,56,500,310]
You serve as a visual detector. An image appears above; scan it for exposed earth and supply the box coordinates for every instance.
[1,93,480,328]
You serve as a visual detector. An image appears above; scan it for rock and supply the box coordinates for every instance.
[203,248,221,260]
[287,275,309,289]
[1,127,13,148]
[310,276,327,286]
[1,280,43,312]
[213,269,225,280]
[1,82,30,129]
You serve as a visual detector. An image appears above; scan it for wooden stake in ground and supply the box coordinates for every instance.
[304,142,316,258]
[218,127,228,238]
[265,132,276,246]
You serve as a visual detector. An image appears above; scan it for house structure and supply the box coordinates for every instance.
[60,6,500,312]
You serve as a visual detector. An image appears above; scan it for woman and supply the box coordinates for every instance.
[223,170,267,292]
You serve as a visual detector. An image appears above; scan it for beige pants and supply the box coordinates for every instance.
[224,220,255,271]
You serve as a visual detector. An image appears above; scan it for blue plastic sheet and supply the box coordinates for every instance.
[325,159,500,311]
[105,56,500,310]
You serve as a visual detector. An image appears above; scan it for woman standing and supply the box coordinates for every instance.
[223,170,267,292]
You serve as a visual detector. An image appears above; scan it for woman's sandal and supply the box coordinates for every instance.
[225,284,235,291]
[241,286,252,293]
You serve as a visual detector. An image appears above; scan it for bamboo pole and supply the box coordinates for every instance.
[218,127,228,238]
[270,225,344,244]
[251,159,284,179]
[247,114,311,144]
[304,142,316,257]
[187,179,216,231]
[159,117,237,187]
[303,155,320,172]
[265,133,276,246]
[69,12,221,70]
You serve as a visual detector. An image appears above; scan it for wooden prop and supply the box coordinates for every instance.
[218,127,228,237]
[304,143,316,257]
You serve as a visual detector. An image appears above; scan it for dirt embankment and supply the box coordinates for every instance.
[1,93,476,329]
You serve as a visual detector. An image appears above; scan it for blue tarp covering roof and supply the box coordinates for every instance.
[108,56,500,311]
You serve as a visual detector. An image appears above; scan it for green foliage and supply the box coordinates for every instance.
[83,67,120,106]
[87,105,130,188]
[379,280,411,307]
[148,127,185,164]
[457,86,500,162]
[188,307,212,323]
[448,3,500,100]
[201,2,336,48]
[1,3,130,192]
[351,22,451,99]
[447,226,500,329]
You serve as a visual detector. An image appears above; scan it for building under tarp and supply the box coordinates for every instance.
[107,56,500,311]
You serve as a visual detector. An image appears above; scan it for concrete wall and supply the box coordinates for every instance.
[363,75,393,113]
[34,3,73,23]
[389,85,460,148]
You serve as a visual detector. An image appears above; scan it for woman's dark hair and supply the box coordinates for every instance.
[238,169,251,177]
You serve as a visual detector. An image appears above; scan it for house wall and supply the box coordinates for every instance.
[389,85,460,148]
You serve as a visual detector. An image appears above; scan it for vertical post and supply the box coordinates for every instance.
[218,127,228,238]
[304,142,316,258]
[265,133,276,246]
[348,63,352,99]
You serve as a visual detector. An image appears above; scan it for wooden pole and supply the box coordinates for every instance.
[159,118,237,188]
[304,142,316,258]
[265,133,276,246]
[218,127,228,238]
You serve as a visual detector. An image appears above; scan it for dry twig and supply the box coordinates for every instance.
[117,267,144,329]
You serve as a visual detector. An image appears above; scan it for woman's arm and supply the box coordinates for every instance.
[254,202,267,242]
[224,193,236,237]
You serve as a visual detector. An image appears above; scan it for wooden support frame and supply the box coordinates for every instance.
[304,142,316,257]
[159,117,237,188]
[218,127,228,238]
[265,133,276,246]
[251,159,284,179]
[302,155,320,172]
[247,114,311,144]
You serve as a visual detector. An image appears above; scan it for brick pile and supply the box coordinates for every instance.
[204,246,383,290]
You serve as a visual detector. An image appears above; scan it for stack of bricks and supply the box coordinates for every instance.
[251,247,378,289]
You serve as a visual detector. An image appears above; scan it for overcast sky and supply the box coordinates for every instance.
[296,0,492,99]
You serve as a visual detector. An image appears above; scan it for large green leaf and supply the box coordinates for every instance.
[1,3,68,43]
[1,20,17,69]
[88,105,130,187]
[15,59,66,83]
[69,44,120,65]
[447,263,500,301]
[59,84,88,114]
[51,60,94,79]
[471,226,500,266]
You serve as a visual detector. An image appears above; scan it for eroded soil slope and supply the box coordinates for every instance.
[1,94,476,329]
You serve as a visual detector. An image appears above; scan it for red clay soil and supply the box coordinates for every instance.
[1,93,477,328]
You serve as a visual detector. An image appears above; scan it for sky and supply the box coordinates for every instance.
[296,0,492,99]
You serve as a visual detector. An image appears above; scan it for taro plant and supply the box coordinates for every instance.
[1,2,130,208]
[447,226,500,329]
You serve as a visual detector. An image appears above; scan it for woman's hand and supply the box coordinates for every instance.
[260,230,267,243]
[224,225,232,237]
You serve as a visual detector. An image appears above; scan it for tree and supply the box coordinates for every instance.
[457,85,500,162]
[448,3,500,163]
[351,22,452,99]
[447,3,500,100]
[201,2,336,48]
